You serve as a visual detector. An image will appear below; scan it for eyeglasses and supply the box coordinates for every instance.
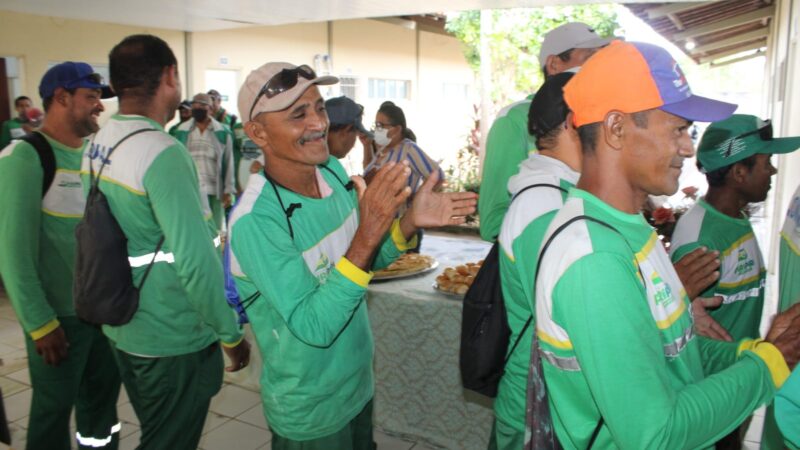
[724,120,773,157]
[249,65,317,120]
[374,121,395,130]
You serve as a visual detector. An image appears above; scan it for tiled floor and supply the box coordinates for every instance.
[0,291,428,450]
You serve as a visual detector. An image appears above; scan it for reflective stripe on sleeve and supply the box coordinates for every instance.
[540,349,581,371]
[128,235,222,268]
[663,325,694,358]
[75,422,121,447]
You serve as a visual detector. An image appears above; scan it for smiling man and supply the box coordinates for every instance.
[0,62,122,449]
[229,62,477,448]
[531,41,800,449]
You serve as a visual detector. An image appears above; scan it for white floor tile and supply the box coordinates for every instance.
[3,389,31,423]
[199,419,270,450]
[117,385,130,407]
[118,421,139,440]
[203,411,231,434]
[8,420,26,449]
[116,402,139,426]
[0,377,28,397]
[745,414,765,443]
[236,404,269,430]
[5,368,29,386]
[374,430,415,450]
[119,428,141,450]
[209,384,262,418]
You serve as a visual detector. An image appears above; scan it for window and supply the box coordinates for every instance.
[338,76,359,100]
[368,78,411,100]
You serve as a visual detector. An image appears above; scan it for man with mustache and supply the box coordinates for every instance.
[173,92,236,230]
[670,114,800,448]
[0,62,122,449]
[532,40,800,449]
[229,62,477,448]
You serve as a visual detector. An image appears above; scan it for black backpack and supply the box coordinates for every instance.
[73,128,163,325]
[20,132,56,198]
[459,183,566,398]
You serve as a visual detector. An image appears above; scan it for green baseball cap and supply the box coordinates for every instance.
[697,114,800,172]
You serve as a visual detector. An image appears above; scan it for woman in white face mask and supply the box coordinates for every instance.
[363,101,444,252]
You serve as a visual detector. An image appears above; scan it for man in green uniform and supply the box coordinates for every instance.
[532,40,800,449]
[0,62,121,449]
[478,22,610,241]
[87,34,250,449]
[230,62,477,448]
[172,92,236,230]
[0,95,34,148]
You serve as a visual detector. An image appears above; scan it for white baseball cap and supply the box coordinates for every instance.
[538,22,612,67]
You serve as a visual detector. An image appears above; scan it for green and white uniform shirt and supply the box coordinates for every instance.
[535,189,783,449]
[478,95,536,241]
[0,134,86,339]
[670,199,765,341]
[229,156,415,440]
[81,114,242,356]
[495,154,578,433]
[0,117,27,148]
[232,121,263,191]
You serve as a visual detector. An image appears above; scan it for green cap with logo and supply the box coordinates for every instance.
[697,114,800,172]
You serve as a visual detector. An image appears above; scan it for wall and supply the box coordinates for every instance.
[0,10,185,124]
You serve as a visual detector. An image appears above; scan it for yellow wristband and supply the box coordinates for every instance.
[336,257,373,288]
[749,341,791,388]
[30,318,60,340]
[737,338,761,357]
[391,219,418,252]
[222,335,244,348]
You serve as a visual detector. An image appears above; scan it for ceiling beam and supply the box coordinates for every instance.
[690,28,770,54]
[667,13,685,31]
[708,50,766,68]
[698,40,767,64]
[673,5,775,40]
[646,2,710,20]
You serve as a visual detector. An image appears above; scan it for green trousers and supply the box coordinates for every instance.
[271,399,376,450]
[25,316,121,450]
[111,342,223,450]
[208,195,223,231]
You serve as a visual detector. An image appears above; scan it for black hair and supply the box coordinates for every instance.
[576,110,650,155]
[109,34,177,100]
[541,48,575,78]
[378,101,416,142]
[14,96,31,107]
[42,89,76,112]
[701,154,758,187]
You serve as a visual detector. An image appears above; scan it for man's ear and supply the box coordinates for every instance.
[163,65,179,90]
[602,110,626,152]
[730,162,751,184]
[244,119,270,152]
[545,55,560,77]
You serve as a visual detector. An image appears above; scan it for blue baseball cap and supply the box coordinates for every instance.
[565,40,737,127]
[325,96,372,138]
[39,62,114,100]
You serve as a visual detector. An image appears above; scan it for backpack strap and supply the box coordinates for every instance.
[21,132,56,198]
[502,183,569,364]
[527,214,642,450]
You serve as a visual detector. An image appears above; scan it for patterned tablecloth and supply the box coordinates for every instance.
[368,233,494,449]
[225,233,495,449]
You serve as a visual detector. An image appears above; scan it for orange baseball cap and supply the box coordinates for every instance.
[564,40,736,127]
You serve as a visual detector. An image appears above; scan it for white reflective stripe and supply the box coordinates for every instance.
[127,236,221,268]
[540,350,581,372]
[75,422,121,447]
[664,325,694,358]
[128,251,174,268]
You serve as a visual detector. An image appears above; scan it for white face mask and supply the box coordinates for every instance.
[373,128,391,149]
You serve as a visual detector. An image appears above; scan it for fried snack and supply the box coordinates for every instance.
[434,260,484,295]
[374,253,435,279]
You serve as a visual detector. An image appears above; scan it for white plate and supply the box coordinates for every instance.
[372,259,439,281]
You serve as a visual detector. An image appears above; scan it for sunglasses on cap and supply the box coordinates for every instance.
[724,120,773,157]
[249,65,317,120]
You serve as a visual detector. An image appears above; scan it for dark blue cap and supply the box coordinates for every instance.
[39,62,114,100]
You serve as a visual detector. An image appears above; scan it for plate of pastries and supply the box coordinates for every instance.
[373,253,439,280]
[433,260,483,296]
